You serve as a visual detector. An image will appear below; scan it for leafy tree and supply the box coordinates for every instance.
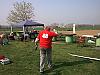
[7,1,34,24]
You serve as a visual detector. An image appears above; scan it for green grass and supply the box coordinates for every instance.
[76,25,100,30]
[0,41,100,75]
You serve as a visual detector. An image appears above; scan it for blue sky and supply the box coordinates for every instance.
[0,0,100,25]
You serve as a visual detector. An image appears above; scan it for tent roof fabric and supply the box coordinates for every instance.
[13,20,44,27]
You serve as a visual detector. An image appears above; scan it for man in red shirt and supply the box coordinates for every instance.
[35,26,58,73]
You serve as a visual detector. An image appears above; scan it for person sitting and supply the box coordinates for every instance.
[0,34,4,45]
[0,33,8,45]
[8,32,15,40]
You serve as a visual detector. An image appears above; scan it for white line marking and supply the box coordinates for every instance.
[68,53,100,61]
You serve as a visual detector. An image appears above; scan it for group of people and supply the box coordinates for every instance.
[34,26,58,73]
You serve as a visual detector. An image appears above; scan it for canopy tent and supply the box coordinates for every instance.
[10,20,44,33]
[13,20,44,27]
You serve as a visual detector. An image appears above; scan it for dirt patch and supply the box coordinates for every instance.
[52,41,65,44]
[59,30,100,36]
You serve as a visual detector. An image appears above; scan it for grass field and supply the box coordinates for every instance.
[0,41,100,75]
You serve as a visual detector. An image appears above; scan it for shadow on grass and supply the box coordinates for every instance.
[43,59,92,75]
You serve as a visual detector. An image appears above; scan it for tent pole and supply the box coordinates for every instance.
[11,25,13,33]
[23,26,25,34]
[23,26,25,41]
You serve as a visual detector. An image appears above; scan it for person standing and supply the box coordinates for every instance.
[35,26,58,73]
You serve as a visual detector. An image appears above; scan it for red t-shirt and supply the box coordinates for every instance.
[37,30,58,48]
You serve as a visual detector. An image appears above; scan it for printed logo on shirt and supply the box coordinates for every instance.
[42,34,48,38]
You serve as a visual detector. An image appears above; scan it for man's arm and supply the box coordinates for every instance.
[51,32,58,37]
[35,33,40,46]
[50,28,58,37]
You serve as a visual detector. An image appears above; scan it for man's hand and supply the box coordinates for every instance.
[34,38,39,51]
[34,44,38,51]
